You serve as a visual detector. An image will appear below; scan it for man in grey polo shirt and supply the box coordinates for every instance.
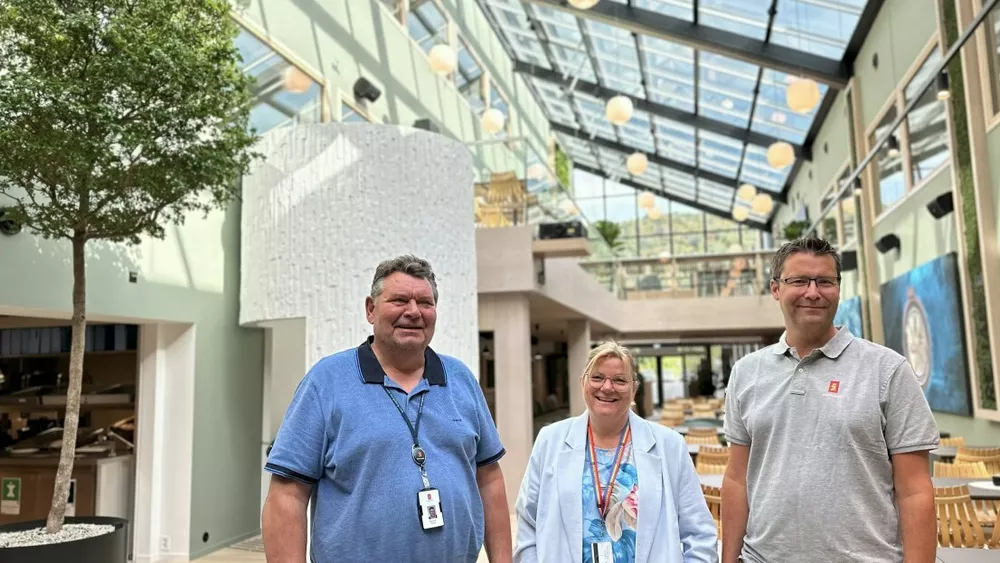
[722,237,939,563]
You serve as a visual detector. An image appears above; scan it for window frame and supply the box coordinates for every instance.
[339,93,375,123]
[864,36,953,222]
[975,0,1000,131]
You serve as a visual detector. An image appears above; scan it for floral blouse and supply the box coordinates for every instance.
[582,442,638,563]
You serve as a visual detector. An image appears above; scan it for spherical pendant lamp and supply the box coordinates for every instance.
[751,192,774,215]
[568,0,600,9]
[786,77,821,114]
[638,191,655,209]
[283,67,312,94]
[732,206,749,222]
[767,142,795,169]
[627,152,648,175]
[428,44,457,75]
[647,207,663,220]
[736,183,757,202]
[606,95,633,126]
[527,163,548,180]
[481,108,506,134]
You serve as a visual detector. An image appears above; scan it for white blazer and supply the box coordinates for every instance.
[513,411,718,563]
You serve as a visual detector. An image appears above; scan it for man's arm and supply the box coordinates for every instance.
[478,462,513,563]
[892,451,936,563]
[721,444,750,563]
[261,475,313,563]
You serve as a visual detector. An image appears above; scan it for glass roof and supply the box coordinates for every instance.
[479,0,874,227]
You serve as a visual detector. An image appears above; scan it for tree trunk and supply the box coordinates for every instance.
[45,233,87,534]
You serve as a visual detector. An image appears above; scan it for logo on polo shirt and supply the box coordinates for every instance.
[828,380,840,394]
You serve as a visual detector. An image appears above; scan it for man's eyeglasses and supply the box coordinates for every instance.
[587,374,635,390]
[774,276,841,289]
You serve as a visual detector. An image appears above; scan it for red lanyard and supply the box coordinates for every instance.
[587,422,632,519]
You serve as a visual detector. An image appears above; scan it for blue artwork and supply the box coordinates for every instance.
[834,295,864,338]
[880,253,971,416]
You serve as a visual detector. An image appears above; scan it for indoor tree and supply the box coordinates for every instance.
[0,0,259,533]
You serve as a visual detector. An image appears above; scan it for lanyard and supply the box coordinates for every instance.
[383,387,431,488]
[587,422,632,520]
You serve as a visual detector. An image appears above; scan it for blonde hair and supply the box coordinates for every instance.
[581,341,637,382]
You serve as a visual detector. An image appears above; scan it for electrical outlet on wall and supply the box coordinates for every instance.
[160,536,171,552]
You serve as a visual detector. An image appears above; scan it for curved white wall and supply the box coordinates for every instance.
[240,124,479,457]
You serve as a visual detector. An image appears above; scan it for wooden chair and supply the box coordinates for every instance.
[955,447,1000,473]
[660,415,685,427]
[696,463,727,475]
[697,445,730,466]
[934,485,987,548]
[934,461,990,478]
[940,436,965,448]
[688,427,719,438]
[701,484,722,539]
[686,435,721,446]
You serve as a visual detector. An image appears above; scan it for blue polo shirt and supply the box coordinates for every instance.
[265,337,505,563]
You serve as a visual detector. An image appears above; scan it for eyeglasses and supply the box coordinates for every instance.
[774,276,841,289]
[587,374,634,390]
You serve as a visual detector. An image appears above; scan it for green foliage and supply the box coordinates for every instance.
[554,143,571,190]
[0,0,260,244]
[782,220,810,241]
[941,0,996,409]
[593,220,624,255]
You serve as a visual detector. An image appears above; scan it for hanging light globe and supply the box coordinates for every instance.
[481,108,506,134]
[638,191,655,209]
[527,163,549,180]
[568,0,601,7]
[627,152,648,175]
[751,192,774,215]
[732,206,750,222]
[283,67,312,94]
[647,207,663,220]
[767,142,795,169]
[605,95,633,126]
[736,183,757,201]
[428,44,457,75]
[786,77,821,114]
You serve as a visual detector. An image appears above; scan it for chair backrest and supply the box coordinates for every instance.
[661,415,685,427]
[934,485,987,548]
[696,462,727,475]
[940,436,965,447]
[686,435,721,446]
[688,427,718,438]
[955,447,1000,473]
[701,484,722,538]
[933,461,990,478]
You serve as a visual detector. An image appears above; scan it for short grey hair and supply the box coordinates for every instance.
[370,255,439,302]
[770,236,842,280]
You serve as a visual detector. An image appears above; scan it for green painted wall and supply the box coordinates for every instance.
[0,204,265,556]
[238,0,551,181]
[854,0,939,128]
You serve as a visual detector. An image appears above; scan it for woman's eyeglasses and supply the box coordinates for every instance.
[587,374,634,390]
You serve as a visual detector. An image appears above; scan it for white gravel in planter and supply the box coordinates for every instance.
[0,524,116,549]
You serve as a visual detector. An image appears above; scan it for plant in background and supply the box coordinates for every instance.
[594,220,624,256]
[554,143,572,190]
[782,220,810,241]
[0,0,259,536]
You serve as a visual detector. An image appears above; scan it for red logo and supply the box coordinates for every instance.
[828,381,840,394]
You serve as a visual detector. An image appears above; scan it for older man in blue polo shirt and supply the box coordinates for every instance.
[261,255,512,562]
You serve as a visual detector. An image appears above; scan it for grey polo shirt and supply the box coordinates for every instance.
[724,327,939,563]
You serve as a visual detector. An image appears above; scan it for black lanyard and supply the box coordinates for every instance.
[382,387,431,488]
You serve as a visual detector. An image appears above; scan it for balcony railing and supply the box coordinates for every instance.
[580,250,777,300]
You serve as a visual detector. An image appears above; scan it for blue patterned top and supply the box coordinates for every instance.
[582,442,638,563]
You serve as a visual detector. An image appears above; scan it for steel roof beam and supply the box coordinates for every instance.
[522,0,850,88]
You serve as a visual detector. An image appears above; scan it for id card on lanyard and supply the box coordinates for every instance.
[587,422,631,561]
[383,387,444,530]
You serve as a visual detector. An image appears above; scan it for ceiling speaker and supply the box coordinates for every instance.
[874,233,900,254]
[353,77,382,103]
[926,192,954,219]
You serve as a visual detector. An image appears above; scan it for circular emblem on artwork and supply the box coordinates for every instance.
[0,207,22,236]
[903,286,932,388]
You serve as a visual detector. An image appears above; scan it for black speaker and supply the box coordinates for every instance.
[413,118,440,133]
[353,77,382,103]
[926,192,954,219]
[538,221,587,240]
[874,233,900,254]
[841,250,858,272]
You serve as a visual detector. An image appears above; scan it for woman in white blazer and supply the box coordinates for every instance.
[514,342,718,563]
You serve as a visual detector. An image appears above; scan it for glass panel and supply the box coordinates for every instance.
[905,48,951,184]
[699,0,770,40]
[869,104,905,211]
[839,188,858,246]
[770,0,864,60]
[987,8,1000,115]
[669,203,704,233]
[342,102,369,123]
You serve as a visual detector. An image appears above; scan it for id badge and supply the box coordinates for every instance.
[591,541,613,562]
[417,488,444,530]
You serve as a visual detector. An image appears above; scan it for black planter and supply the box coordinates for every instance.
[0,516,128,563]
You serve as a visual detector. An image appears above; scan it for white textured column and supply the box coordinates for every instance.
[567,320,591,417]
[481,294,532,509]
